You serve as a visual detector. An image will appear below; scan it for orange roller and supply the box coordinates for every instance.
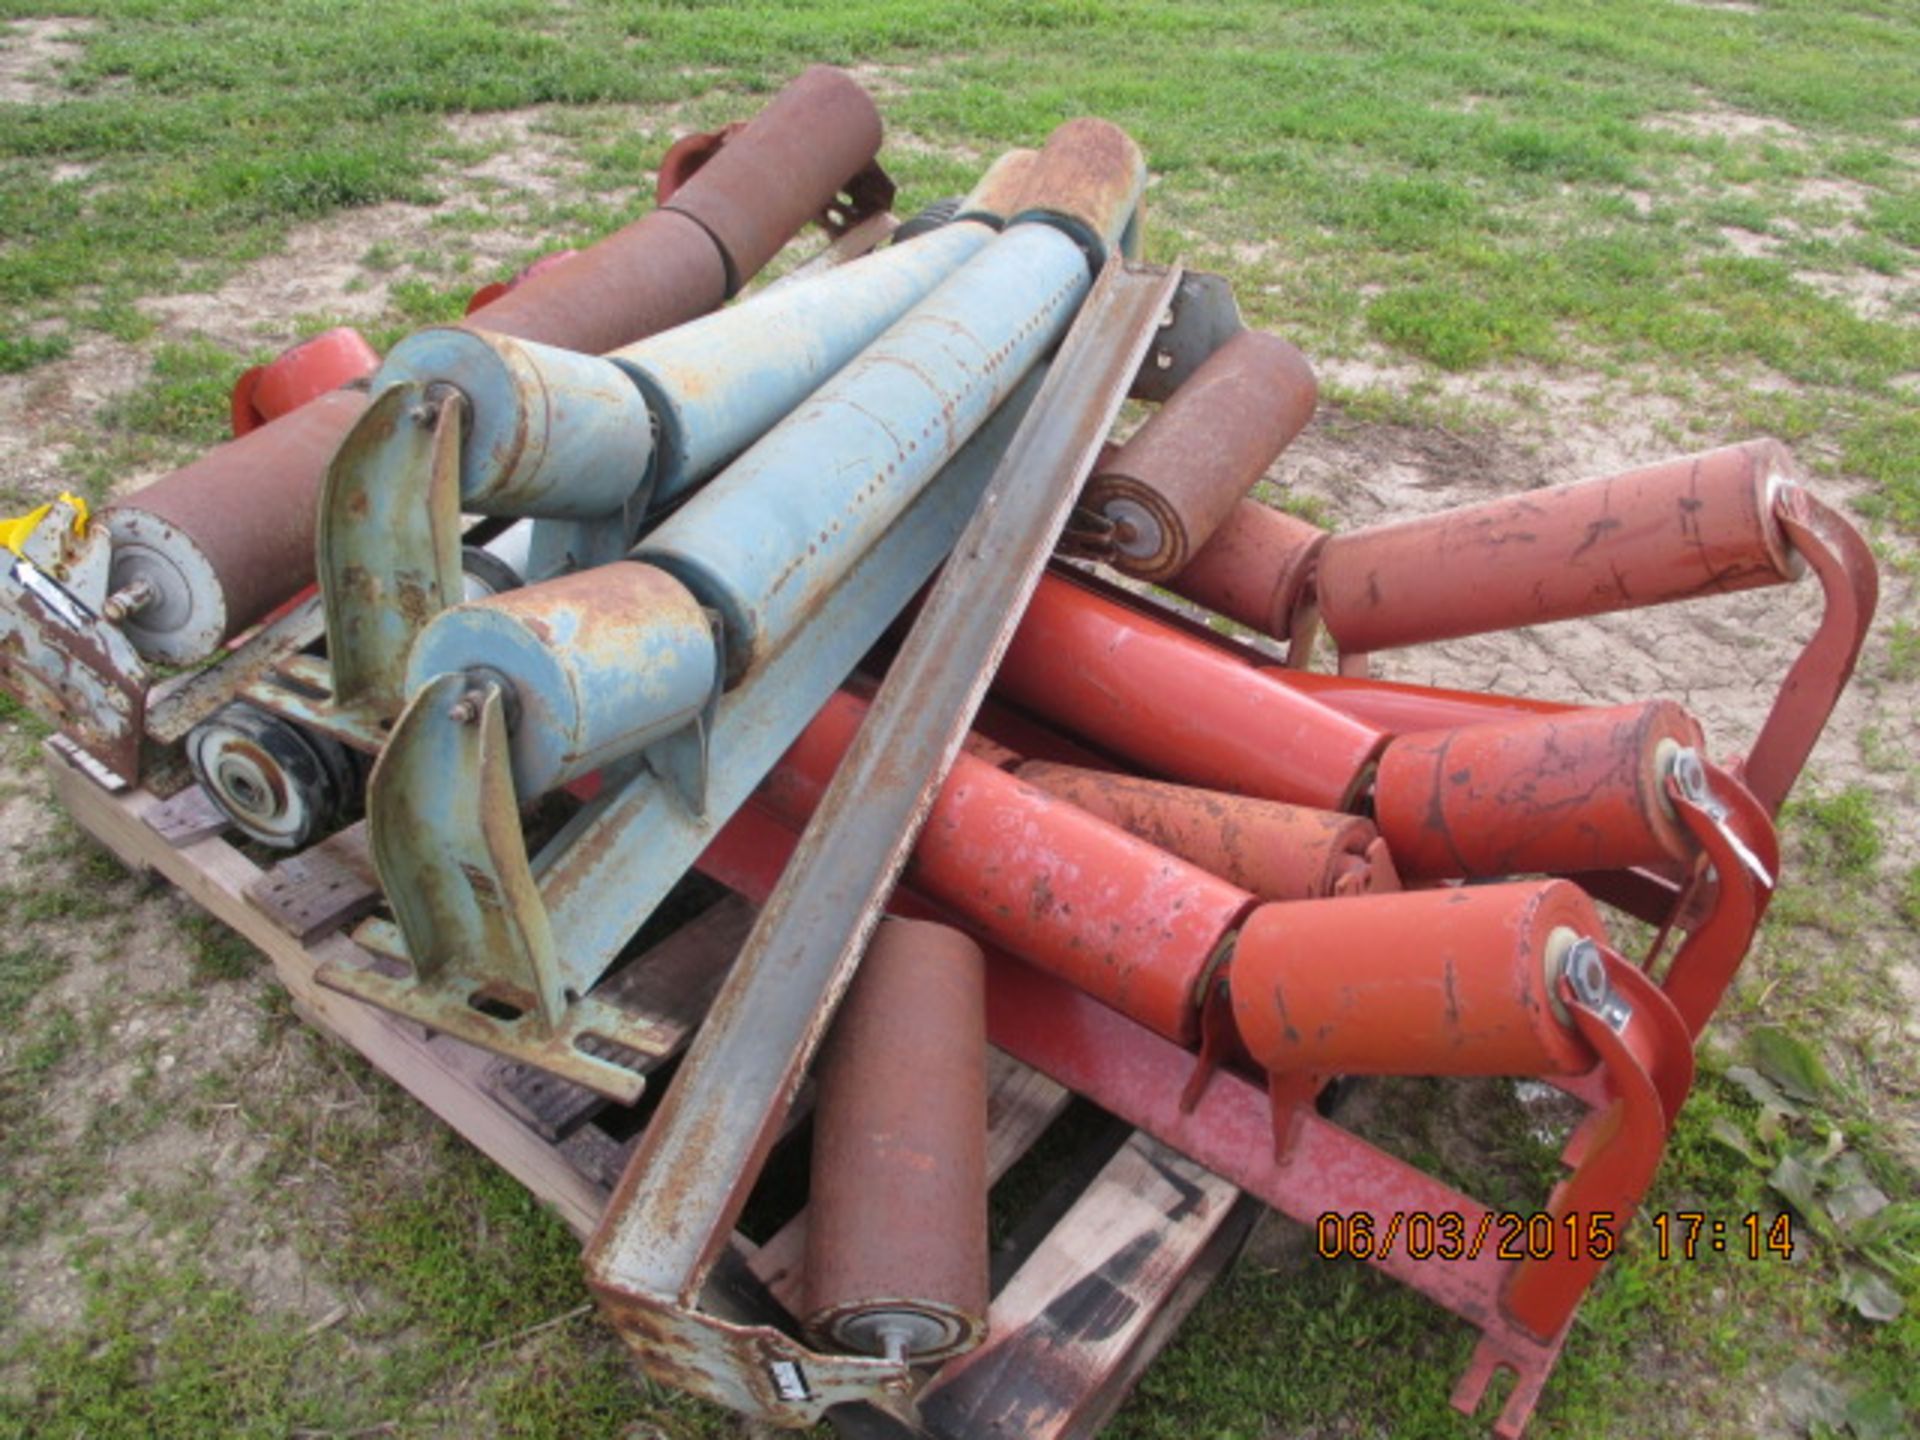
[1373,700,1706,879]
[1229,881,1608,1078]
[998,573,1384,811]
[1166,498,1327,640]
[1315,440,1804,655]
[758,691,1255,1045]
[1259,666,1570,736]
[229,327,379,437]
[1014,761,1392,900]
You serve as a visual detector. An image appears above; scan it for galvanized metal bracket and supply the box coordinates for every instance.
[317,670,674,1102]
[319,381,467,716]
[0,553,149,786]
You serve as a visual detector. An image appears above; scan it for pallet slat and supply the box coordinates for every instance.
[914,1133,1246,1440]
[243,820,382,943]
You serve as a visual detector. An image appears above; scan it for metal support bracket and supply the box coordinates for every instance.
[1499,951,1693,1340]
[1739,484,1878,815]
[0,553,149,785]
[314,374,1047,1098]
[1128,269,1243,403]
[318,381,468,715]
[323,670,677,1101]
[1654,761,1779,1038]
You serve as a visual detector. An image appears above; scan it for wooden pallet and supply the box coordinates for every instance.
[44,738,1261,1439]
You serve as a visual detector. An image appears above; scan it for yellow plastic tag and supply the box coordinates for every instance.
[0,492,90,557]
[0,500,54,557]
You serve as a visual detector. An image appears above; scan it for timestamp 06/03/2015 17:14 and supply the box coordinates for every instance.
[1313,1209,1797,1264]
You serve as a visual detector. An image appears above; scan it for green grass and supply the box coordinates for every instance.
[0,1,1917,1437]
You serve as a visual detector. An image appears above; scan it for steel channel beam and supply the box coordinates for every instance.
[586,258,1181,1306]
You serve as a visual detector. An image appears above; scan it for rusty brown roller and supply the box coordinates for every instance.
[661,64,885,295]
[466,208,729,358]
[1015,761,1393,900]
[1166,497,1327,638]
[1006,116,1145,256]
[1315,439,1805,655]
[1372,700,1708,880]
[101,389,370,664]
[805,918,990,1364]
[1085,331,1317,581]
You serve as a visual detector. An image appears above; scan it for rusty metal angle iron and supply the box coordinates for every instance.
[585,259,1183,1332]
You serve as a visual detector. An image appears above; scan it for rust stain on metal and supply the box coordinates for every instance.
[1315,439,1802,655]
[1373,700,1706,880]
[1088,330,1317,581]
[1015,761,1388,901]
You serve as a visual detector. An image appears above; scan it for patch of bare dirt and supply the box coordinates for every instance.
[844,58,954,104]
[1792,265,1919,322]
[0,16,92,105]
[1645,105,1805,145]
[1719,223,1781,258]
[1792,177,1873,213]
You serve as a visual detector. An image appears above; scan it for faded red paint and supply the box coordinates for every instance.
[1373,701,1706,879]
[1315,439,1803,655]
[1014,761,1388,900]
[997,572,1383,811]
[755,690,1254,1046]
[1167,498,1327,638]
[229,327,378,437]
[1229,881,1607,1078]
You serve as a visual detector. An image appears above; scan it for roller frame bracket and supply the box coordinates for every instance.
[1738,485,1878,815]
[1499,951,1693,1342]
[240,652,397,756]
[1653,762,1778,1038]
[640,609,727,817]
[1128,269,1244,404]
[317,671,672,1103]
[592,1285,909,1426]
[0,552,148,786]
[318,381,468,716]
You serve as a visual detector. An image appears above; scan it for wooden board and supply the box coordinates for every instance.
[243,819,382,943]
[915,1133,1250,1440]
